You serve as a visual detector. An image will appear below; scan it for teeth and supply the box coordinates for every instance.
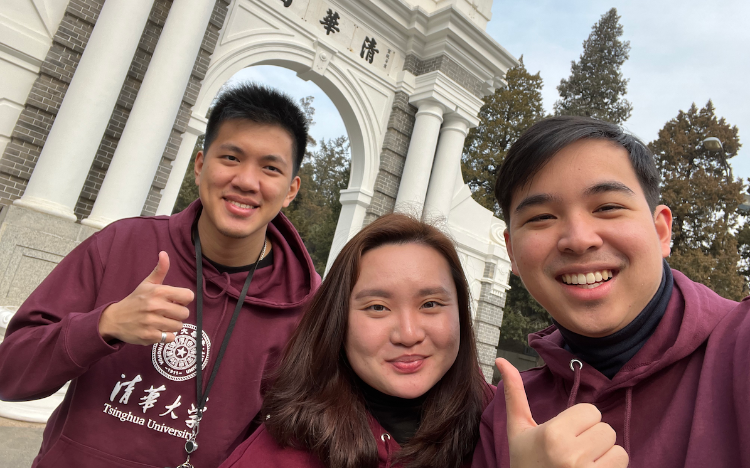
[230,201,253,209]
[561,270,614,286]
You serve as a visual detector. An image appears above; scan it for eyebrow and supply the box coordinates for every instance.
[216,144,288,167]
[353,286,451,300]
[417,287,452,297]
[514,193,562,214]
[217,143,244,154]
[584,181,635,197]
[354,289,391,300]
[258,154,288,167]
[514,181,636,214]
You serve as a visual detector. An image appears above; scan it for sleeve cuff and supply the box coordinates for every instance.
[64,302,125,369]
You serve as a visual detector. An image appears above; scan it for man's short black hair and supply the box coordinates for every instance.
[204,83,308,175]
[495,116,661,222]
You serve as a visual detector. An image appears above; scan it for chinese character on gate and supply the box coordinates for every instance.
[280,0,292,6]
[320,9,340,35]
[360,36,379,64]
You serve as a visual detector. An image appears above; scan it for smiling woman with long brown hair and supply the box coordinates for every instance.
[219,213,492,468]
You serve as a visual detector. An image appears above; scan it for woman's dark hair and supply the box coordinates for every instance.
[262,213,489,468]
[495,115,661,222]
[204,82,308,175]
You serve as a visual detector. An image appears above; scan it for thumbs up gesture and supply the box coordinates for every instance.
[497,358,629,468]
[98,251,194,345]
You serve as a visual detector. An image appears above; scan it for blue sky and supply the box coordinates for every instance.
[230,1,750,180]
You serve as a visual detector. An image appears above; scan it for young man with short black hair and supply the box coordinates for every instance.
[0,83,320,467]
[473,116,750,467]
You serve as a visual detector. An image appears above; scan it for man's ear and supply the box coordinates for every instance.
[653,204,673,258]
[194,150,205,186]
[282,175,301,208]
[504,229,520,276]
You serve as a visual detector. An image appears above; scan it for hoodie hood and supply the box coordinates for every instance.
[472,269,750,468]
[168,199,320,309]
[529,269,735,401]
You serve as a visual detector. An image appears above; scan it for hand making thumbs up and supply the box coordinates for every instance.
[98,251,194,345]
[497,358,629,468]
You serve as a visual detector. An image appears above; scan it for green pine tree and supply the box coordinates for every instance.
[172,135,204,214]
[283,136,350,275]
[461,57,545,216]
[461,58,551,354]
[650,101,746,300]
[554,8,633,124]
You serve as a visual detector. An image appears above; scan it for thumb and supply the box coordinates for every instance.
[145,251,170,285]
[497,358,537,439]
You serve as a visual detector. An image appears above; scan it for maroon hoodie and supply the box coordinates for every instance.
[0,200,320,468]
[472,270,750,467]
[220,381,496,468]
[219,417,404,468]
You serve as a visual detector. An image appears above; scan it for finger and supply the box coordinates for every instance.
[574,421,617,462]
[496,358,537,438]
[151,330,176,345]
[151,317,184,335]
[592,444,628,467]
[156,303,190,322]
[548,403,603,437]
[159,285,195,306]
[145,251,170,285]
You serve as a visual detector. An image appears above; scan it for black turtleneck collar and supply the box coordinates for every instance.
[553,259,674,379]
[354,374,427,445]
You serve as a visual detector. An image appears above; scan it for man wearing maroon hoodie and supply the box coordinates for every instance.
[0,83,321,468]
[472,116,750,467]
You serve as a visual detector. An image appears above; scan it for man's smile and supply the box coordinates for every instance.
[560,269,616,289]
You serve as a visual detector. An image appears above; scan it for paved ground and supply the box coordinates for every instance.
[0,417,44,468]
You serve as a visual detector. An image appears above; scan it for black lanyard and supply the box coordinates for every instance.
[179,227,266,467]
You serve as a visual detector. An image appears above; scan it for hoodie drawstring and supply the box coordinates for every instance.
[203,273,233,332]
[567,359,633,458]
[381,432,392,468]
[623,387,632,457]
[567,359,583,408]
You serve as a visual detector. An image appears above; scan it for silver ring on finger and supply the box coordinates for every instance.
[160,331,167,344]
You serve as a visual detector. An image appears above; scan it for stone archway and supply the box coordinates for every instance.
[159,1,411,273]
[0,0,517,399]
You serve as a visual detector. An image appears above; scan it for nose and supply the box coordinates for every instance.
[231,164,260,193]
[391,310,426,348]
[557,212,603,254]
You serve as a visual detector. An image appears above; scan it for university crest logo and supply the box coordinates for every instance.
[152,324,210,381]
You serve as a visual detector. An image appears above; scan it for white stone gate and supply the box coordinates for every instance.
[0,0,516,421]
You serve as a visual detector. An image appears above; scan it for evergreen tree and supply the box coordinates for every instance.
[461,58,550,353]
[650,101,746,300]
[554,8,633,124]
[283,136,350,275]
[497,275,551,354]
[172,135,204,214]
[461,57,545,216]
